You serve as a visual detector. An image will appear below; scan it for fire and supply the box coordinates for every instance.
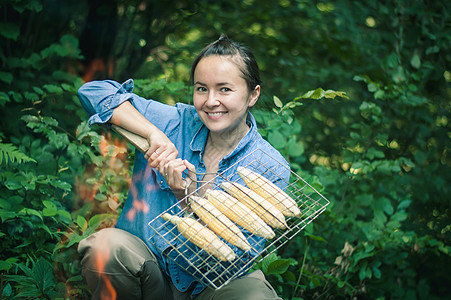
[126,182,151,221]
[75,132,130,213]
[57,132,130,298]
[94,233,117,300]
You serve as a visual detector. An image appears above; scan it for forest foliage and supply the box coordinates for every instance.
[0,0,450,299]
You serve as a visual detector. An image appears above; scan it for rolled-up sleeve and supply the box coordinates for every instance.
[78,79,135,126]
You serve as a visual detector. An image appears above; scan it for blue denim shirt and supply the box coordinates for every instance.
[78,79,290,296]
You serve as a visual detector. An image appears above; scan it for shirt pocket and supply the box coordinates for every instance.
[156,171,171,191]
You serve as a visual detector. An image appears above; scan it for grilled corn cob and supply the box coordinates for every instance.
[205,189,276,240]
[189,196,252,251]
[161,213,236,262]
[237,167,301,217]
[220,181,287,229]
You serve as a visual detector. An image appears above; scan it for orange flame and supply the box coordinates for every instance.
[95,233,117,300]
[56,133,130,298]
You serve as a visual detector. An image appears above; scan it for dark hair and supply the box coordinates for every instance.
[190,34,261,92]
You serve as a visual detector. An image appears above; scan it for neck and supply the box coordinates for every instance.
[206,123,250,158]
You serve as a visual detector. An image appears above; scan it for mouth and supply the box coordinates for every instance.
[206,111,227,119]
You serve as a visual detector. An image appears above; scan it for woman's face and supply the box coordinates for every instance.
[193,55,260,137]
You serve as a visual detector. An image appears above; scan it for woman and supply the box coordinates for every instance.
[77,35,290,299]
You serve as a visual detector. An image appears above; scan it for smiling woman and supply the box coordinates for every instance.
[193,55,260,137]
[76,34,289,300]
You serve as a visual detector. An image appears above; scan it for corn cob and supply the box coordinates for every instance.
[237,167,301,217]
[220,181,287,229]
[204,189,276,240]
[161,213,236,262]
[189,196,252,251]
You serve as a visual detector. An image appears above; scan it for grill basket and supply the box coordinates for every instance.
[147,147,329,289]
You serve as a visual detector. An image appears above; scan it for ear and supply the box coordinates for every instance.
[248,85,260,108]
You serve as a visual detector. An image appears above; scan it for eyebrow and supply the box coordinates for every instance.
[194,81,232,86]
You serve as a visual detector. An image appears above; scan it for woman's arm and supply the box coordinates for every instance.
[78,79,194,197]
[110,101,178,168]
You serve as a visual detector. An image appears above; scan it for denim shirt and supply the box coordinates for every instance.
[78,79,290,296]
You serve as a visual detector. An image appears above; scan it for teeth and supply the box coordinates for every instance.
[208,112,225,117]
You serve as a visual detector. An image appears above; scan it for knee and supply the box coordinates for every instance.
[209,271,281,300]
[78,228,154,275]
[78,228,134,273]
[78,228,126,259]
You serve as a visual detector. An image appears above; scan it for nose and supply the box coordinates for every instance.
[206,90,220,107]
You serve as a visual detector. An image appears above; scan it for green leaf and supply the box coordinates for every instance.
[374,89,385,99]
[2,283,12,297]
[392,66,406,83]
[426,45,439,55]
[353,74,368,83]
[305,233,327,242]
[288,140,304,158]
[0,22,20,40]
[398,199,412,210]
[380,197,394,215]
[0,72,13,84]
[0,143,36,165]
[366,147,385,160]
[273,95,283,108]
[391,211,407,223]
[268,131,286,148]
[20,208,43,221]
[0,258,19,271]
[32,258,55,294]
[410,53,421,69]
[57,209,72,224]
[51,179,72,191]
[359,266,366,280]
[0,91,10,105]
[265,259,291,276]
[76,215,88,231]
[42,200,57,217]
[32,86,45,95]
[373,266,381,279]
[367,83,378,92]
[43,84,63,94]
[87,213,115,230]
[296,88,348,100]
[260,252,279,273]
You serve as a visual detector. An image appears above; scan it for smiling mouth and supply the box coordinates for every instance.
[206,112,227,118]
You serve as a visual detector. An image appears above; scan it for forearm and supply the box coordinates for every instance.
[110,100,159,140]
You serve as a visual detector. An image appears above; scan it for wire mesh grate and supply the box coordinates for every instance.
[147,148,329,289]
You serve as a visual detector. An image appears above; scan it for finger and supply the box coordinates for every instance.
[166,163,188,190]
[183,160,197,180]
[165,151,179,162]
[163,159,184,177]
[148,148,168,168]
[145,147,159,161]
[156,150,178,169]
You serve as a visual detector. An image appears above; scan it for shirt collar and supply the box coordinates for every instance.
[189,112,258,158]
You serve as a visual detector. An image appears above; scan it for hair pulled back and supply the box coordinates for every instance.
[190,34,261,92]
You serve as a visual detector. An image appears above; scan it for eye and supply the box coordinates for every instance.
[220,87,232,92]
[196,86,207,92]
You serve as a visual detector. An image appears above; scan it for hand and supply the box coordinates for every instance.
[157,159,196,200]
[143,129,178,168]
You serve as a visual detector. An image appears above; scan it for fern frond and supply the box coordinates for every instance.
[0,143,36,165]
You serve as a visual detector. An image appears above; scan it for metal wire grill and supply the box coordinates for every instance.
[147,148,329,289]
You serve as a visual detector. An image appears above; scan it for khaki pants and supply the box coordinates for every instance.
[78,228,282,300]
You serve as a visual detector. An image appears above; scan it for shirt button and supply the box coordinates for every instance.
[160,180,164,184]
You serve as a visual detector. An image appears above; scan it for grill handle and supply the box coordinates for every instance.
[111,124,149,153]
